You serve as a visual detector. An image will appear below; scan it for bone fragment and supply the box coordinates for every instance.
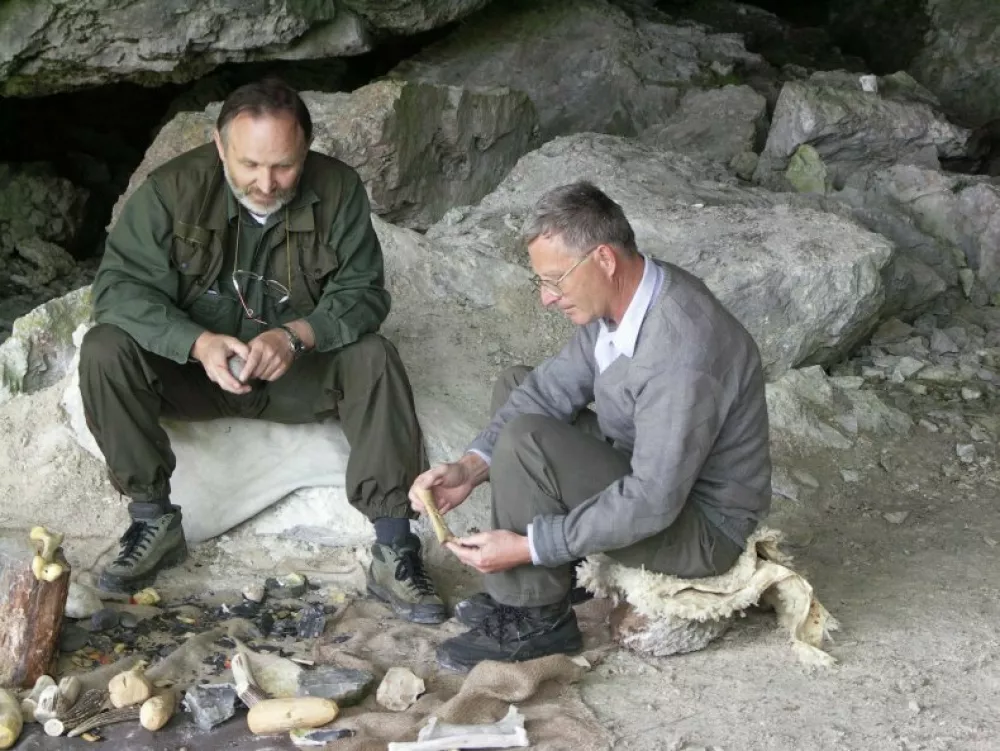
[67,706,141,738]
[415,487,454,544]
[387,706,529,751]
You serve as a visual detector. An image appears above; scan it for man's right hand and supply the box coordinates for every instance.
[409,453,489,516]
[191,332,251,395]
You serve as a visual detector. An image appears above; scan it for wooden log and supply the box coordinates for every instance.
[0,534,71,689]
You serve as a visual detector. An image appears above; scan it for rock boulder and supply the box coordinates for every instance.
[392,0,765,140]
[111,81,539,231]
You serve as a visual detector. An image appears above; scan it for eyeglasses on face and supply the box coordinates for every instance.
[530,245,600,299]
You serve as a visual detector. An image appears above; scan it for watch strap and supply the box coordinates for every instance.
[280,325,305,358]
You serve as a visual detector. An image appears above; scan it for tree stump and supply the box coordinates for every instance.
[0,534,71,689]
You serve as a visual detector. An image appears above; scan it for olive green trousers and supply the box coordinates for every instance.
[79,324,426,520]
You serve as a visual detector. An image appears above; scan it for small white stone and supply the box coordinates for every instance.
[840,469,860,483]
[908,699,921,714]
[961,387,982,401]
[792,469,819,488]
[956,444,976,464]
[376,667,425,712]
[227,355,246,379]
[919,419,939,433]
[883,511,910,525]
[970,426,990,442]
[65,582,103,619]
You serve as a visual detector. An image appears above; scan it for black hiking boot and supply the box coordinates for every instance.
[98,503,188,594]
[453,592,500,628]
[367,535,447,625]
[436,595,583,672]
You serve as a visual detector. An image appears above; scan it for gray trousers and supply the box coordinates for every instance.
[484,366,743,607]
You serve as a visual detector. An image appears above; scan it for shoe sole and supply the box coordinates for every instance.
[367,582,447,625]
[97,540,189,594]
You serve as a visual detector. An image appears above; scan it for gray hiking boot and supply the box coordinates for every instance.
[367,535,447,625]
[98,503,188,594]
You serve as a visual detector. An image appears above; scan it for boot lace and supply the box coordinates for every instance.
[481,605,529,642]
[394,549,437,596]
[113,520,158,567]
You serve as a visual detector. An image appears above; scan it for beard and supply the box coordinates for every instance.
[222,162,298,216]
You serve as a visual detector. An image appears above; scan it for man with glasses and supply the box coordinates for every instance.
[409,181,772,670]
[79,78,447,625]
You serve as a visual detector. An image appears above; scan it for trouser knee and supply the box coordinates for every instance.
[80,323,139,373]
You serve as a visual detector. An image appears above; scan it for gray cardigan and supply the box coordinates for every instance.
[467,259,772,568]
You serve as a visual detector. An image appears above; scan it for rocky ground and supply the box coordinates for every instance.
[3,301,999,749]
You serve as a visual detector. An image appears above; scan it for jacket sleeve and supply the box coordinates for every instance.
[91,181,207,364]
[304,176,391,352]
[466,326,597,461]
[530,365,727,567]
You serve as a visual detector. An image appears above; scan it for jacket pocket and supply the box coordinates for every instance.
[171,222,215,308]
[290,240,340,312]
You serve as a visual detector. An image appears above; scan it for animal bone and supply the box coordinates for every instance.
[387,706,529,751]
[34,685,68,722]
[108,664,153,708]
[21,675,56,721]
[0,690,23,750]
[139,690,177,731]
[43,689,109,736]
[31,555,63,582]
[231,652,268,708]
[57,677,81,709]
[415,487,454,544]
[67,706,141,738]
[29,527,63,563]
[247,698,339,735]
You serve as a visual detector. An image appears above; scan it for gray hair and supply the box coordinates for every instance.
[521,181,638,257]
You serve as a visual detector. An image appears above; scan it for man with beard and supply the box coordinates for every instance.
[80,78,446,625]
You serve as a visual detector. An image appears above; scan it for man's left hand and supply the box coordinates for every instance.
[446,530,532,574]
[240,328,295,382]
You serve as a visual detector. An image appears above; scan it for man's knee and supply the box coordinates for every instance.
[338,334,398,375]
[493,413,552,473]
[80,324,139,373]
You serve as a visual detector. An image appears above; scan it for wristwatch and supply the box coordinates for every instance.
[280,325,306,359]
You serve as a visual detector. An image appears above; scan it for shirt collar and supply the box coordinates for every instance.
[599,256,661,358]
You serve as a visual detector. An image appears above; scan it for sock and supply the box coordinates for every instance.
[128,500,171,521]
[374,517,412,545]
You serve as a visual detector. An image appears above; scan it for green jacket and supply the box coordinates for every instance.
[92,143,391,363]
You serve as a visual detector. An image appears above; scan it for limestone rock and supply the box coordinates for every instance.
[13,238,77,287]
[425,133,895,378]
[754,71,971,191]
[0,286,92,405]
[298,666,376,707]
[111,81,539,231]
[391,0,765,140]
[766,365,913,450]
[341,0,492,33]
[830,0,1000,127]
[640,85,768,165]
[0,1,494,96]
[306,80,539,229]
[0,163,90,259]
[849,165,1000,296]
[375,667,424,712]
[610,601,731,657]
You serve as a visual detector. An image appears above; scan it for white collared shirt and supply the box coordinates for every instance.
[593,255,664,373]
